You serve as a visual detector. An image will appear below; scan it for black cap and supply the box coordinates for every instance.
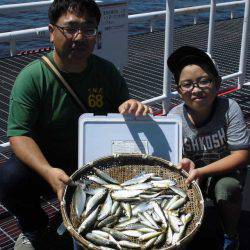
[167,46,221,84]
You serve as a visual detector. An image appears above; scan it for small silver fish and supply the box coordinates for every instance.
[97,214,118,228]
[137,227,157,233]
[143,236,158,249]
[116,223,145,231]
[154,232,166,246]
[114,206,123,217]
[87,175,109,185]
[143,211,160,229]
[121,202,132,218]
[91,230,110,238]
[151,179,176,188]
[111,189,144,200]
[78,206,100,233]
[111,201,120,215]
[124,182,153,190]
[168,197,187,210]
[139,231,161,241]
[170,186,188,198]
[165,195,180,210]
[93,167,119,184]
[121,173,155,186]
[102,227,130,241]
[151,201,168,228]
[103,184,123,190]
[115,217,140,228]
[138,212,159,230]
[85,232,118,248]
[85,187,105,195]
[121,230,143,237]
[84,188,107,217]
[152,211,161,223]
[73,185,86,219]
[118,240,141,249]
[98,193,113,221]
[166,225,173,245]
[168,212,182,233]
[109,234,122,250]
[140,192,163,199]
[132,202,152,216]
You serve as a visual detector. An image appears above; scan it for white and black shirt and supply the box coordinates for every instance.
[169,97,250,168]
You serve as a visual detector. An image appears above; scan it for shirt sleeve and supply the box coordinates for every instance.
[7,66,40,137]
[227,99,250,150]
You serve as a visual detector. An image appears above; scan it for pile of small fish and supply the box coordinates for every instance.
[71,167,193,249]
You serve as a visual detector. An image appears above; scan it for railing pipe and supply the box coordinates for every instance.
[141,95,167,104]
[0,27,49,42]
[0,1,244,25]
[238,0,250,88]
[207,0,216,55]
[0,1,244,16]
[128,1,244,22]
[0,142,10,154]
[0,1,53,13]
[162,0,175,113]
[222,71,242,81]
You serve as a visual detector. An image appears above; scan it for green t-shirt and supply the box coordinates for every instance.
[7,52,129,170]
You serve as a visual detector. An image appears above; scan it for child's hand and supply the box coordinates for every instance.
[177,158,202,184]
[186,168,202,184]
[177,158,195,173]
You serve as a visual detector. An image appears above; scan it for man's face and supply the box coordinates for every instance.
[178,64,218,113]
[49,10,98,68]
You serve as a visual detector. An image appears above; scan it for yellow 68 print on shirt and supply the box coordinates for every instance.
[88,87,104,108]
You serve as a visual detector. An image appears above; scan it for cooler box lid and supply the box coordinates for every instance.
[78,113,182,168]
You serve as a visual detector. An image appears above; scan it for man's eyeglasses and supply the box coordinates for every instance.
[54,24,97,38]
[178,78,213,92]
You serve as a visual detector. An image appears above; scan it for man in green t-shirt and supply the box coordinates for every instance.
[0,0,151,249]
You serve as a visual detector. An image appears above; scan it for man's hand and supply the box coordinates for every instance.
[177,158,201,184]
[45,168,71,201]
[119,99,153,116]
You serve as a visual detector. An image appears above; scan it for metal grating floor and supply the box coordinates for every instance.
[0,18,250,249]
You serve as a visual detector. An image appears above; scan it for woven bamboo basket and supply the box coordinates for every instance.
[61,154,204,250]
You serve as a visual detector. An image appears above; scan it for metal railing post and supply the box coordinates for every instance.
[150,19,155,32]
[238,0,250,88]
[10,38,16,56]
[231,10,234,19]
[207,0,216,55]
[194,15,197,25]
[162,0,175,114]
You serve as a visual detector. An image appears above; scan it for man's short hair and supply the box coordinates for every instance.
[167,46,222,85]
[48,0,101,25]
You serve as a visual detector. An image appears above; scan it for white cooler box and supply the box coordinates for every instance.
[78,113,182,168]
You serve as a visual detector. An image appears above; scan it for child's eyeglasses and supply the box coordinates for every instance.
[178,78,213,92]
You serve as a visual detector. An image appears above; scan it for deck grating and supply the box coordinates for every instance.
[0,17,250,249]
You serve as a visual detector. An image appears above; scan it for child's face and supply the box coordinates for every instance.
[178,64,218,113]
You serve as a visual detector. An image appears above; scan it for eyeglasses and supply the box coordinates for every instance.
[178,78,213,91]
[54,24,97,38]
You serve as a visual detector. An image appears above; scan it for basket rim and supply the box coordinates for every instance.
[61,153,205,250]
